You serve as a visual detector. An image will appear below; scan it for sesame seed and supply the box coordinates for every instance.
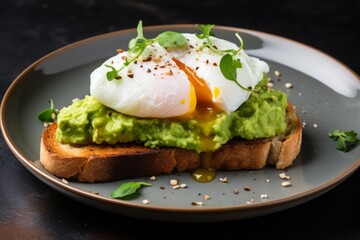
[219,177,228,183]
[142,199,150,204]
[260,194,268,199]
[281,181,292,187]
[153,55,162,63]
[149,176,156,181]
[180,183,187,188]
[274,70,281,77]
[266,179,270,182]
[279,172,291,180]
[267,82,274,88]
[170,179,178,186]
[191,201,204,206]
[245,198,254,204]
[313,123,318,128]
[204,194,211,200]
[172,185,180,189]
[61,178,68,184]
[285,83,293,88]
[233,189,239,194]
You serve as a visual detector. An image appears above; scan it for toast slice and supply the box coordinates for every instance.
[40,104,302,182]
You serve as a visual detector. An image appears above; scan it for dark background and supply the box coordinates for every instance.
[1,0,359,239]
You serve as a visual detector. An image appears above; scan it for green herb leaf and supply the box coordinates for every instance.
[220,54,243,80]
[105,64,118,81]
[111,181,152,199]
[38,99,57,122]
[156,31,187,49]
[329,129,359,152]
[195,24,215,39]
[128,20,146,49]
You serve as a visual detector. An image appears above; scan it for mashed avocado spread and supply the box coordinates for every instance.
[56,79,288,153]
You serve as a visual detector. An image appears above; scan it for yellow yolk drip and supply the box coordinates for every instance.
[173,58,220,183]
[173,58,214,106]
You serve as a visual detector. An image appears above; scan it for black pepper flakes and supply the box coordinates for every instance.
[244,186,251,191]
[142,56,152,62]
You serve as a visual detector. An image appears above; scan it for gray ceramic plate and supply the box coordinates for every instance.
[1,25,359,222]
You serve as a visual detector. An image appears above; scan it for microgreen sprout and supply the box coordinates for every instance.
[195,24,250,91]
[105,20,187,81]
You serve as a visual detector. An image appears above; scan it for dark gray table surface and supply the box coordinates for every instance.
[1,0,359,239]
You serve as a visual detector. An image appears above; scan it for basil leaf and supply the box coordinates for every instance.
[111,182,152,199]
[38,99,57,122]
[156,31,187,49]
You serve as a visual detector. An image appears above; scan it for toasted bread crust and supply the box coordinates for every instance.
[40,104,302,182]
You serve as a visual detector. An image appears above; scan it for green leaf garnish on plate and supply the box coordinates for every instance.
[38,99,57,123]
[328,129,359,152]
[111,181,152,199]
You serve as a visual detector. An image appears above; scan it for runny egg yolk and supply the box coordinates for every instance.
[173,58,220,183]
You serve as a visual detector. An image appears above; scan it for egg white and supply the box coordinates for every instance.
[90,42,195,118]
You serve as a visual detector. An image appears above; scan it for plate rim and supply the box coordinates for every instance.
[1,24,359,220]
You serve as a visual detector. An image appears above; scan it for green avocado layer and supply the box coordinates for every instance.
[56,81,287,153]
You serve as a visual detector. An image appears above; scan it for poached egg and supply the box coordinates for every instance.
[90,33,269,118]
